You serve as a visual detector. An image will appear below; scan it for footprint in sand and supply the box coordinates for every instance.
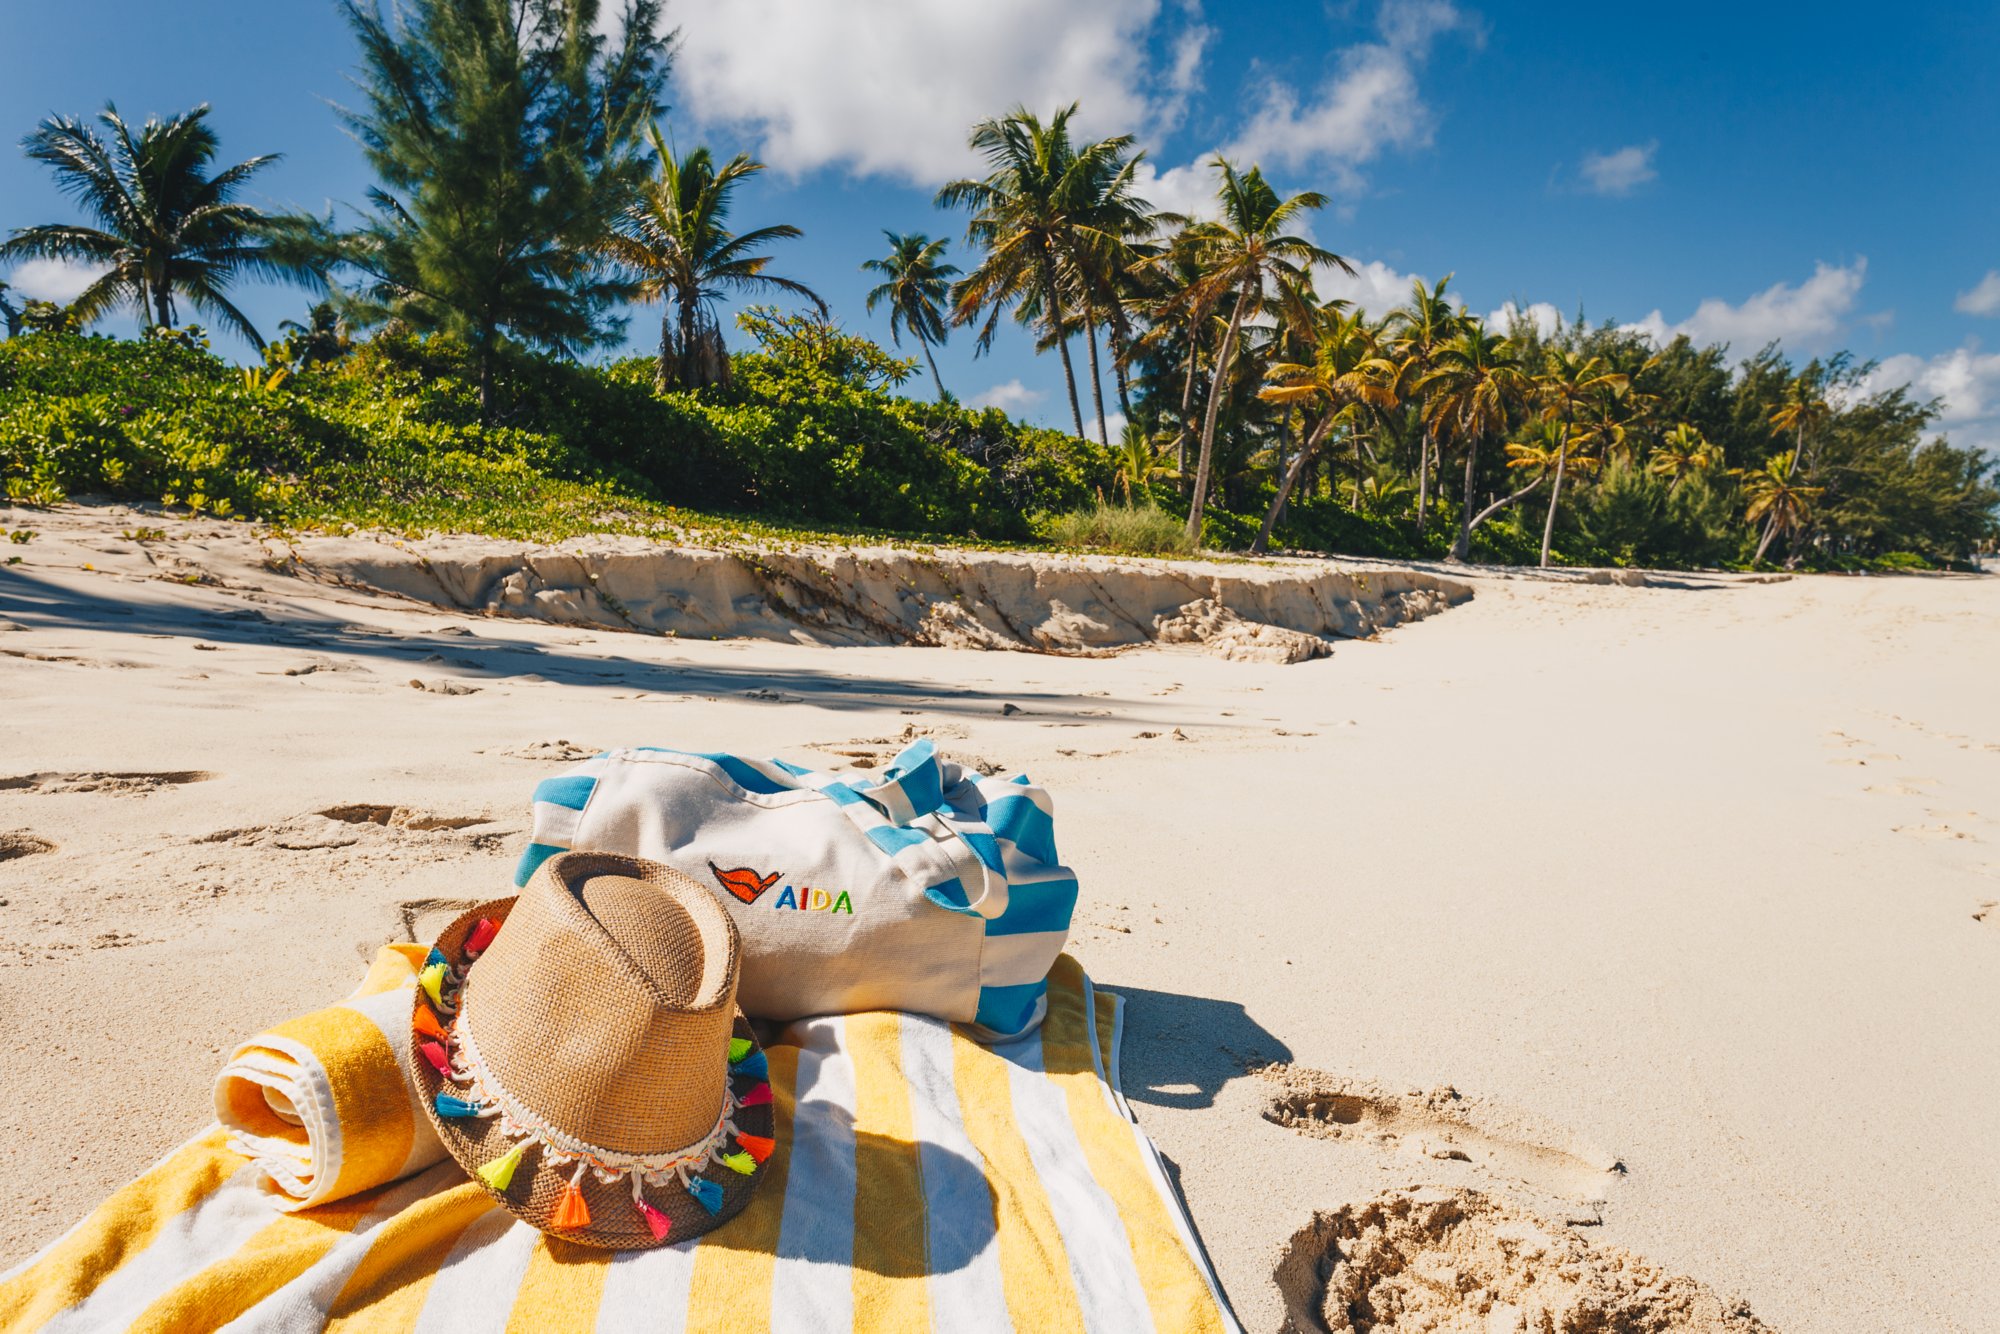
[0,771,218,796]
[1259,1066,1623,1205]
[482,739,598,762]
[317,805,494,832]
[1272,1189,1770,1334]
[395,897,491,944]
[1973,902,1995,927]
[1893,823,1978,842]
[0,832,57,861]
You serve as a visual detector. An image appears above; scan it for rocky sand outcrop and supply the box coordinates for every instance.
[289,534,1474,662]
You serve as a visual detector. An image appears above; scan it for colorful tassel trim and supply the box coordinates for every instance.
[686,1175,723,1215]
[738,1082,773,1109]
[412,1005,449,1042]
[419,1040,453,1078]
[728,1036,753,1064]
[636,1198,672,1240]
[720,1150,757,1176]
[553,1182,592,1229]
[465,917,500,956]
[419,962,447,1008]
[477,1141,527,1192]
[435,1093,482,1118]
[735,1133,775,1164]
[731,1048,768,1081]
[426,946,449,971]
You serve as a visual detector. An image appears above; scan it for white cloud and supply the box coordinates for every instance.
[1954,270,2000,317]
[1222,0,1465,186]
[1622,260,1868,353]
[1131,159,1225,223]
[5,257,107,305]
[969,379,1045,413]
[1318,259,1434,317]
[1487,300,1562,339]
[1576,142,1657,197]
[673,0,1183,184]
[1842,340,2000,454]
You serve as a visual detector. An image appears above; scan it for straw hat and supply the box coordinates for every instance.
[409,851,774,1248]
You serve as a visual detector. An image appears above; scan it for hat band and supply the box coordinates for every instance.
[449,985,741,1188]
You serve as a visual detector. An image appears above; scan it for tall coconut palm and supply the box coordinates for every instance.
[1175,158,1350,545]
[1531,348,1628,567]
[937,105,1135,442]
[1649,423,1719,490]
[1254,307,1397,553]
[1064,142,1157,441]
[599,123,824,391]
[1387,274,1471,530]
[862,231,958,401]
[0,103,319,345]
[1768,374,1832,479]
[1421,327,1535,561]
[1740,450,1824,564]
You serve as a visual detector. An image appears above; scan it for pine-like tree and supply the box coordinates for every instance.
[324,0,670,416]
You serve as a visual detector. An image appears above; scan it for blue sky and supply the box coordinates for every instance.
[5,1,2000,447]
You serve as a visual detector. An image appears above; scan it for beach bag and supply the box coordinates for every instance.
[514,738,1077,1041]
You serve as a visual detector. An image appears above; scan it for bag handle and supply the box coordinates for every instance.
[788,739,1011,920]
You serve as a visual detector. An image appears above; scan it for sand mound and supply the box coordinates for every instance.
[1274,1190,1771,1334]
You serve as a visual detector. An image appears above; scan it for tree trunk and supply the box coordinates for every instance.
[1754,511,1780,564]
[153,276,173,331]
[1173,334,1199,491]
[1449,430,1482,560]
[1037,246,1087,440]
[1415,426,1433,529]
[920,338,946,402]
[477,344,495,424]
[1538,437,1567,568]
[668,310,684,394]
[1186,296,1246,547]
[1460,471,1548,553]
[1252,411,1337,554]
[1085,319,1110,447]
[1108,310,1136,422]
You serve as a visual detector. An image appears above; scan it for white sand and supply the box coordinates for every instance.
[2,503,1996,1331]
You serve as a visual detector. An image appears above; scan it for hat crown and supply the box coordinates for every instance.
[460,853,740,1155]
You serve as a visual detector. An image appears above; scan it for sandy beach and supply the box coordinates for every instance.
[2,504,1996,1332]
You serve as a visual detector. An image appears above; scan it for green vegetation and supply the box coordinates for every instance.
[2,4,1994,569]
[1044,504,1193,557]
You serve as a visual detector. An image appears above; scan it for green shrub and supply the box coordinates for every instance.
[1042,503,1194,556]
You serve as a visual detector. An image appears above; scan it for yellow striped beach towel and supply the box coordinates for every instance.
[0,954,1238,1332]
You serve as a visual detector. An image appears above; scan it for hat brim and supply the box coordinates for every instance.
[409,899,773,1249]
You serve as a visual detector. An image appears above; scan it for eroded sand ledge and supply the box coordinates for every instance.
[289,532,1475,661]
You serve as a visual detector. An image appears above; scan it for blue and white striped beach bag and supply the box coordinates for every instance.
[515,739,1078,1041]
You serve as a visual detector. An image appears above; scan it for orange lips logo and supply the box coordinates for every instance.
[709,862,782,904]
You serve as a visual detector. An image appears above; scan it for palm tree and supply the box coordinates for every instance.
[1112,421,1170,505]
[1064,142,1157,442]
[1740,450,1824,564]
[1421,326,1535,561]
[1648,423,1719,491]
[1254,307,1397,553]
[1768,374,1832,479]
[937,106,1134,440]
[0,103,319,345]
[1175,157,1350,546]
[1531,348,1628,567]
[1387,275,1471,531]
[599,123,824,391]
[0,281,18,338]
[862,231,958,401]
[1504,418,1602,557]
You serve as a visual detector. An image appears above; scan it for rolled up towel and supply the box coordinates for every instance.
[213,943,447,1209]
